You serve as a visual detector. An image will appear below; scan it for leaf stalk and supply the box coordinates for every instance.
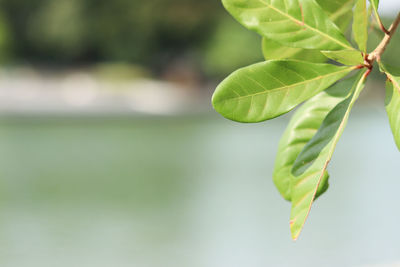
[367,12,400,65]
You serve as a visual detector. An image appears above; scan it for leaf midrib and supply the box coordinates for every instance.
[220,67,352,102]
[258,0,354,50]
[290,71,367,240]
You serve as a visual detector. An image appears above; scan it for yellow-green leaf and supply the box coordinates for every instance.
[321,50,364,65]
[353,0,368,52]
[385,79,400,151]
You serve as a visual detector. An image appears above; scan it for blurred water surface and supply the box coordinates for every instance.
[0,104,399,267]
[0,0,399,266]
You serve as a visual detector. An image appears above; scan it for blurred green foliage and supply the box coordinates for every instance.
[202,17,263,78]
[0,0,215,62]
[0,0,265,78]
[0,0,399,79]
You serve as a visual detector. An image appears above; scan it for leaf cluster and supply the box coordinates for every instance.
[212,0,400,240]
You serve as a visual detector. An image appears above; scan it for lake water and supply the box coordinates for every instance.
[0,105,399,267]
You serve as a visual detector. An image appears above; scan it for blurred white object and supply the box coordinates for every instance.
[0,68,208,116]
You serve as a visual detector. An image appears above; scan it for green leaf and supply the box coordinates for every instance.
[212,60,354,123]
[384,71,400,151]
[222,0,354,51]
[369,0,379,10]
[273,77,356,201]
[369,0,384,32]
[289,70,367,240]
[321,50,364,65]
[261,38,326,62]
[261,0,356,62]
[353,0,368,52]
[317,0,356,32]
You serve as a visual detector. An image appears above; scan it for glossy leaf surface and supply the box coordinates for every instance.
[261,0,356,62]
[261,38,326,62]
[272,77,356,201]
[289,71,367,240]
[384,72,400,151]
[212,60,354,123]
[353,0,368,52]
[321,50,364,65]
[222,0,354,51]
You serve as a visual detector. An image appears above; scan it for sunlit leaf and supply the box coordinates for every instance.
[212,60,355,123]
[321,50,364,65]
[222,0,354,51]
[289,70,367,240]
[273,77,356,201]
[260,0,356,62]
[353,0,368,52]
[261,38,326,62]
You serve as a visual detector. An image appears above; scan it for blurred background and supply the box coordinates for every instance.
[0,0,400,266]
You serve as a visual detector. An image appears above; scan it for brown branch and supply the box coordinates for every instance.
[367,12,400,64]
[374,10,390,35]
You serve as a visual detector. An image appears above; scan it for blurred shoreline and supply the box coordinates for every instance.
[0,65,214,117]
[0,65,387,119]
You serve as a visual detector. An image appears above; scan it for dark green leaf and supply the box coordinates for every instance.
[289,70,367,240]
[273,77,356,201]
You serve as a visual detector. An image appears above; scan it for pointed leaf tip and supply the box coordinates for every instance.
[289,71,368,240]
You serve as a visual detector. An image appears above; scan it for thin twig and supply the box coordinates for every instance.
[375,12,389,34]
[368,12,400,64]
[370,0,390,34]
